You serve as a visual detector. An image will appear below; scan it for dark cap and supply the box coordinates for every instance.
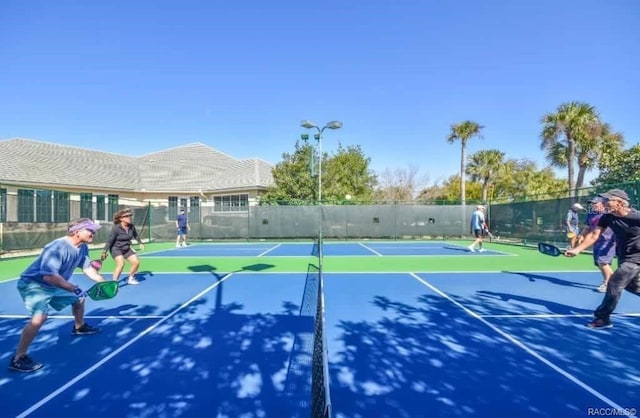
[598,189,629,201]
[588,196,605,204]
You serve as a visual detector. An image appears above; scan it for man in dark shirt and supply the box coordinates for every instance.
[566,189,640,329]
[175,208,190,248]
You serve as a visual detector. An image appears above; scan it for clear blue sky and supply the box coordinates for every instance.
[1,0,638,185]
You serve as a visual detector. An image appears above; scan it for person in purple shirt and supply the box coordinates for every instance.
[566,189,640,329]
[578,196,616,293]
[9,218,107,373]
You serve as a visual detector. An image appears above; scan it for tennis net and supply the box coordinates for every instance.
[310,233,331,418]
[283,234,331,417]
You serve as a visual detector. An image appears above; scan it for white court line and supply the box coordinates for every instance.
[357,242,383,256]
[480,313,640,319]
[16,272,235,418]
[258,243,282,256]
[409,272,637,417]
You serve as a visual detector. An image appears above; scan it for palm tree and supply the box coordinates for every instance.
[446,120,484,205]
[540,102,599,195]
[466,149,505,203]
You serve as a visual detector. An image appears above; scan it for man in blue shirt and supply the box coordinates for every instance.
[10,218,107,372]
[468,205,487,253]
[176,208,190,247]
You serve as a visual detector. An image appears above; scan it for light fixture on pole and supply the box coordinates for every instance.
[300,120,343,204]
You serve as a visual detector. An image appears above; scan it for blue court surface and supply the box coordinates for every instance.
[144,242,510,257]
[1,270,639,417]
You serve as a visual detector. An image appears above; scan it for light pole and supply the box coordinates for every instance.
[300,120,343,204]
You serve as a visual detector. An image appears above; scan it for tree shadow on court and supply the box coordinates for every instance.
[329,293,640,418]
[475,290,593,316]
[0,271,313,418]
[502,271,596,291]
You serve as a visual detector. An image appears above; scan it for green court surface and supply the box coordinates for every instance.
[0,241,596,282]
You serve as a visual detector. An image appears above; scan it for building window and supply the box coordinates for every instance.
[96,195,106,221]
[36,190,52,222]
[53,191,70,222]
[108,194,119,221]
[0,188,6,222]
[168,196,178,219]
[80,193,93,219]
[214,194,248,212]
[189,196,201,221]
[18,189,34,222]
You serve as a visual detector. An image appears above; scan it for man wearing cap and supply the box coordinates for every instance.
[175,208,190,248]
[566,189,640,329]
[566,203,584,249]
[468,205,488,253]
[578,197,616,292]
[9,218,107,372]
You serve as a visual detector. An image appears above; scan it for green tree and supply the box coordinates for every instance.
[260,141,318,204]
[322,144,377,203]
[417,175,482,203]
[595,143,640,185]
[446,120,484,206]
[493,159,566,201]
[540,101,600,193]
[261,142,376,204]
[466,149,505,203]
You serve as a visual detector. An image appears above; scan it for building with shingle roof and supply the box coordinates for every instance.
[0,138,275,223]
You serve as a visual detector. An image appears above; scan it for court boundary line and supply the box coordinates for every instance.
[409,272,637,417]
[15,272,236,418]
[480,313,640,319]
[257,243,283,256]
[357,242,383,256]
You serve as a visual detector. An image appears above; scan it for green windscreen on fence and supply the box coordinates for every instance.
[1,182,638,253]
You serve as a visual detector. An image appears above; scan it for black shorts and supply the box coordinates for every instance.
[111,247,136,258]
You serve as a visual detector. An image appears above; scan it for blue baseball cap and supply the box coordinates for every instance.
[588,196,605,204]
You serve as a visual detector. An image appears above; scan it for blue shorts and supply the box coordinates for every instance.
[17,279,79,316]
[593,240,616,266]
[473,229,484,238]
[177,227,187,236]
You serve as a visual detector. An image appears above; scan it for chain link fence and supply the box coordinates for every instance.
[2,182,638,256]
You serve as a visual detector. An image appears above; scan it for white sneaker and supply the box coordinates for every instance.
[597,283,607,293]
[478,248,486,253]
[127,277,140,285]
[176,244,181,248]
[467,246,475,252]
[181,243,186,247]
